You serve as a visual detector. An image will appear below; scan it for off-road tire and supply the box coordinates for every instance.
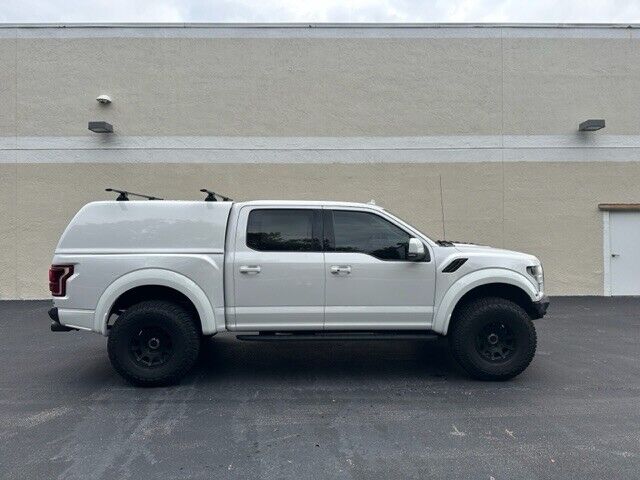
[107,300,200,387]
[449,297,537,381]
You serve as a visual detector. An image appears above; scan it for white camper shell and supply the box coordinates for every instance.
[56,201,232,254]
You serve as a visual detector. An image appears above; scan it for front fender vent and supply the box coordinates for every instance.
[442,258,468,273]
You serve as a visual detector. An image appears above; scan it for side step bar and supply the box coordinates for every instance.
[236,331,440,342]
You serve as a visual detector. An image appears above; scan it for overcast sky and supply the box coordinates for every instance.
[2,0,640,23]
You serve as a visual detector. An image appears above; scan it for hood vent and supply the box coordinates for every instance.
[442,258,468,273]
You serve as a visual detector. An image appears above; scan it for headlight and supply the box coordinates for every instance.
[527,264,544,292]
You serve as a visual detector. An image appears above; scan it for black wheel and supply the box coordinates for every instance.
[448,297,537,381]
[107,300,200,387]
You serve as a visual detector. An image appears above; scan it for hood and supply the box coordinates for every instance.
[451,242,539,264]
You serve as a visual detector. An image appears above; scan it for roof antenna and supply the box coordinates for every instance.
[200,189,232,202]
[105,188,163,201]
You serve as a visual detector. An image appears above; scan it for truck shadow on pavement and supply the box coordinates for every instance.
[190,334,467,384]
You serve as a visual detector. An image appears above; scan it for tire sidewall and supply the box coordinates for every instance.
[108,302,199,386]
[451,299,536,380]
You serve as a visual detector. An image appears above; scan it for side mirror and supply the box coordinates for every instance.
[407,237,426,261]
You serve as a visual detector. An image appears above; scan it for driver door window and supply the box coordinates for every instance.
[330,210,412,261]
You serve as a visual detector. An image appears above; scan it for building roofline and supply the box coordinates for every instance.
[0,22,639,29]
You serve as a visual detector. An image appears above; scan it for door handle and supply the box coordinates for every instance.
[330,265,351,275]
[611,253,620,258]
[239,265,261,274]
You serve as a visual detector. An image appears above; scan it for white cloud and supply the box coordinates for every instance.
[2,0,640,23]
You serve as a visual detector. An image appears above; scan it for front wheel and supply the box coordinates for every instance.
[107,300,200,387]
[448,297,537,381]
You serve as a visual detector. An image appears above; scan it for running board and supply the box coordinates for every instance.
[236,331,440,342]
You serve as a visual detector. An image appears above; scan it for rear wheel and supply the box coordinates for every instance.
[107,300,200,387]
[449,297,537,380]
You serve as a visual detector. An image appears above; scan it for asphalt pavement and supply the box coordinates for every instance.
[0,297,639,479]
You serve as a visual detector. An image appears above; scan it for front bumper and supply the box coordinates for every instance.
[530,295,550,319]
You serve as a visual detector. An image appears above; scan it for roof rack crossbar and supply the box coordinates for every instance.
[105,188,163,201]
[200,188,232,202]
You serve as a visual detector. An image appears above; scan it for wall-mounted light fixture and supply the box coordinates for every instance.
[579,119,605,132]
[88,121,113,133]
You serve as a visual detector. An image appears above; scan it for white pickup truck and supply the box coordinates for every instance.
[49,192,548,386]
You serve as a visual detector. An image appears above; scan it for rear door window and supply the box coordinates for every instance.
[247,209,321,252]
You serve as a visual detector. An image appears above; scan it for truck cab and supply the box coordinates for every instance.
[226,200,437,331]
[49,195,548,386]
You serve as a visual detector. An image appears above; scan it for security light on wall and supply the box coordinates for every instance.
[579,119,605,132]
[88,121,113,133]
[96,94,112,104]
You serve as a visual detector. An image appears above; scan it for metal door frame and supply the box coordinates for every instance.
[602,210,612,296]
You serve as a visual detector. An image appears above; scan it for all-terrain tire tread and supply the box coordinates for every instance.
[449,297,537,381]
[107,300,200,387]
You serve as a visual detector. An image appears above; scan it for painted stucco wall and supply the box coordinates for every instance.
[1,24,639,298]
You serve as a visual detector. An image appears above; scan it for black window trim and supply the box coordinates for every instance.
[245,207,323,253]
[322,209,335,251]
[323,208,430,262]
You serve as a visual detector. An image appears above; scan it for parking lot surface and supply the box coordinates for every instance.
[0,297,639,479]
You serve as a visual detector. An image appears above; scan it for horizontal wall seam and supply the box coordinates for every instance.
[5,145,640,151]
[2,136,640,164]
[4,135,640,150]
[1,25,639,40]
[4,150,640,164]
[3,23,640,28]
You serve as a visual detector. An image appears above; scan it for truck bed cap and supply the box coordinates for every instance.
[56,201,232,254]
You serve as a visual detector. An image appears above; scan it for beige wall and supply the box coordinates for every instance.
[2,30,640,138]
[3,161,640,298]
[1,25,640,298]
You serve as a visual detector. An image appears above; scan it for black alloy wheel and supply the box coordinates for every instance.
[475,321,516,362]
[129,326,173,368]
